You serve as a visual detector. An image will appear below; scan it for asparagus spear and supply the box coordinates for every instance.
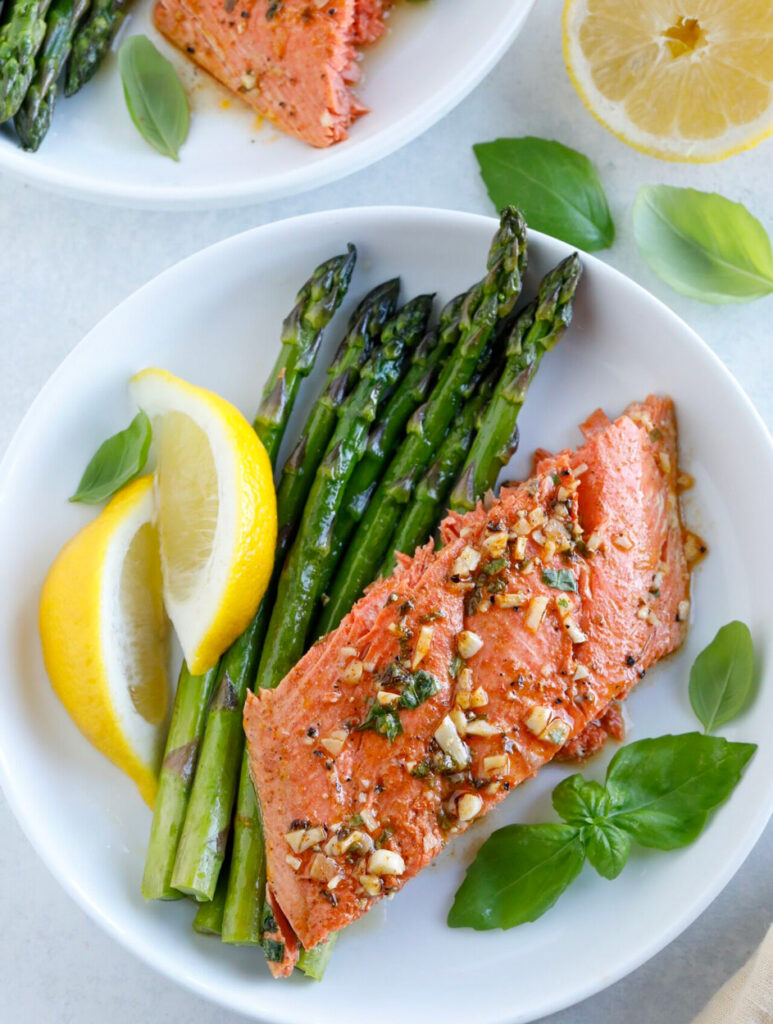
[219,282,400,944]
[141,661,221,900]
[381,369,498,574]
[451,253,582,512]
[13,0,87,150]
[273,279,399,548]
[383,254,582,571]
[342,291,465,525]
[297,937,337,980]
[141,249,355,901]
[192,850,229,936]
[254,294,434,692]
[172,284,401,907]
[316,208,527,636]
[63,0,126,95]
[254,246,357,466]
[0,0,50,122]
[308,293,466,631]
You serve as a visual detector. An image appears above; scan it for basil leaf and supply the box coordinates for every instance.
[399,670,440,710]
[552,774,609,824]
[70,411,152,504]
[118,35,189,161]
[448,823,585,930]
[689,621,755,733]
[582,821,631,880]
[633,186,773,304]
[473,137,614,251]
[541,568,578,593]
[605,733,756,849]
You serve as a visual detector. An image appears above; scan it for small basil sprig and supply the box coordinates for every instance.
[633,186,773,304]
[689,621,755,733]
[118,35,189,161]
[473,137,614,251]
[70,411,152,504]
[448,733,755,930]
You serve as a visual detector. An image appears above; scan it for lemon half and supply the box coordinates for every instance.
[40,476,169,806]
[130,368,277,676]
[563,0,773,162]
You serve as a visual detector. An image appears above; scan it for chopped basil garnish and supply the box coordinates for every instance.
[263,939,285,963]
[541,568,578,592]
[359,664,441,742]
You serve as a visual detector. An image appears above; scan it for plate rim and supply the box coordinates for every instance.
[1,205,771,1022]
[0,1,535,210]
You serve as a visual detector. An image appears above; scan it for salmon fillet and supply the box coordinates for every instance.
[154,0,369,148]
[244,395,693,955]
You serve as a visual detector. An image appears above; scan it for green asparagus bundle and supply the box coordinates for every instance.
[316,207,528,637]
[64,0,127,95]
[141,248,356,902]
[14,0,88,150]
[0,0,51,123]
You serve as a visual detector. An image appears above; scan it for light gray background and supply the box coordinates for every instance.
[1,0,771,1021]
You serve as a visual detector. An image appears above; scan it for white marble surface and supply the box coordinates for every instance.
[1,0,771,1021]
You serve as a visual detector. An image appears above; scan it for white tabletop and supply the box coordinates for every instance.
[1,0,771,1021]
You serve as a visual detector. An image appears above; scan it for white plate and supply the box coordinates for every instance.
[0,0,533,208]
[0,207,771,1024]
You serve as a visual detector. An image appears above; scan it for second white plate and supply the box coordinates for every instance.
[0,0,534,208]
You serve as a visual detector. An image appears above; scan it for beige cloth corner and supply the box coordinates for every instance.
[694,925,773,1024]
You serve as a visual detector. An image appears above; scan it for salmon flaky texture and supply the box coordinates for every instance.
[153,0,393,148]
[244,395,696,971]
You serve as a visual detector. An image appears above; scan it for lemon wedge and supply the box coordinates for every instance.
[130,368,276,676]
[563,0,773,162]
[40,476,169,806]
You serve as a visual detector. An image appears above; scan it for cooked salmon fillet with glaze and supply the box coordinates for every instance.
[245,395,695,955]
[154,0,369,148]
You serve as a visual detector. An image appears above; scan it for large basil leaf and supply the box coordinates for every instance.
[605,733,756,849]
[474,136,614,251]
[447,823,585,930]
[633,186,773,304]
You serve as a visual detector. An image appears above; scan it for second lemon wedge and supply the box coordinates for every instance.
[40,476,169,806]
[131,369,276,676]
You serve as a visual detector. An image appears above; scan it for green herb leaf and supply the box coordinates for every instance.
[605,733,757,849]
[358,703,403,742]
[632,186,773,304]
[447,823,585,930]
[689,621,755,733]
[70,411,152,504]
[552,774,609,824]
[541,568,578,593]
[262,939,285,963]
[582,821,631,880]
[118,35,190,161]
[400,670,440,710]
[474,137,614,251]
